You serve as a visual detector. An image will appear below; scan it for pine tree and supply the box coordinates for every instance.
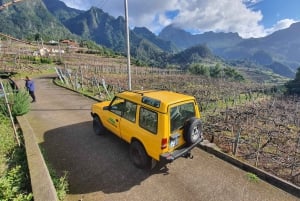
[285,67,300,95]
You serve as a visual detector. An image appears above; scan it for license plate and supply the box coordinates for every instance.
[170,133,180,148]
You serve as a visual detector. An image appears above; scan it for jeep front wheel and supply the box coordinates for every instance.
[129,141,151,169]
[93,116,105,135]
[184,118,202,146]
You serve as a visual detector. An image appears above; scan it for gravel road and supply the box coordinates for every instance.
[21,76,299,201]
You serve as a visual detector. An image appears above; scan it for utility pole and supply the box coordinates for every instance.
[124,0,131,90]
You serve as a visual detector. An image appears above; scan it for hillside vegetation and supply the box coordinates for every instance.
[0,0,298,78]
[0,0,75,41]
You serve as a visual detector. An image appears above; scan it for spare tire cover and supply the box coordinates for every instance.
[184,117,202,146]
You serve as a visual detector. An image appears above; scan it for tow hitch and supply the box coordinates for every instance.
[183,152,193,159]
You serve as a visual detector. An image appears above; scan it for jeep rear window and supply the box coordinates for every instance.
[142,97,160,108]
[170,102,195,132]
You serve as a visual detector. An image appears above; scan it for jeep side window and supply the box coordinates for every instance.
[139,107,158,134]
[122,101,137,122]
[109,97,125,116]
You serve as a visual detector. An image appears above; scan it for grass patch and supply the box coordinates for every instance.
[0,115,15,170]
[40,147,69,201]
[50,169,69,200]
[12,67,56,80]
[246,172,260,183]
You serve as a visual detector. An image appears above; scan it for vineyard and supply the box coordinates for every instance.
[1,38,299,186]
[54,57,300,187]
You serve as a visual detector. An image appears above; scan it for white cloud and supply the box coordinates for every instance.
[169,0,265,38]
[60,0,298,38]
[61,0,90,10]
[242,0,263,6]
[264,19,296,35]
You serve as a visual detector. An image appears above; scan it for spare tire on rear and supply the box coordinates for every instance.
[183,117,202,146]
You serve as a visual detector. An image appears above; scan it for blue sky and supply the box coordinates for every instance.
[252,0,300,27]
[60,0,300,38]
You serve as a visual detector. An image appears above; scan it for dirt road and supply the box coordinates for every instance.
[22,76,299,201]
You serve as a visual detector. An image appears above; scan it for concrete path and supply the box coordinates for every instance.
[21,76,299,201]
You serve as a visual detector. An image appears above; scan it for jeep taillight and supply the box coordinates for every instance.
[161,138,168,149]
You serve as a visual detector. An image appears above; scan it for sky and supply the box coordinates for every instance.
[59,0,300,38]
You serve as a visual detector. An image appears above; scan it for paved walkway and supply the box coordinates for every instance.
[20,76,299,201]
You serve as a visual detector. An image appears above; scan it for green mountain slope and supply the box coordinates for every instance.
[64,6,126,52]
[159,24,243,52]
[42,0,83,23]
[61,6,174,66]
[0,0,74,40]
[1,0,297,78]
[133,27,178,53]
[159,23,299,77]
[170,45,216,68]
[237,22,300,69]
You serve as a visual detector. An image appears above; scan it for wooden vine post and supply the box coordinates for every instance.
[233,127,241,156]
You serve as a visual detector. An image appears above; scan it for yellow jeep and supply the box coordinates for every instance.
[91,90,203,169]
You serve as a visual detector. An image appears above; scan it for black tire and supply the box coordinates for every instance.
[184,118,202,146]
[129,141,151,169]
[93,115,105,135]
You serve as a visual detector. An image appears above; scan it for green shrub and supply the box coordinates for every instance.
[285,67,300,95]
[21,55,53,64]
[188,63,210,76]
[224,67,245,81]
[0,89,30,117]
[210,63,222,78]
[0,165,33,201]
[40,57,53,64]
[0,116,33,201]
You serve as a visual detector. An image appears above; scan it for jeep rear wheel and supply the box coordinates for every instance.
[93,116,105,135]
[184,118,202,146]
[129,141,151,169]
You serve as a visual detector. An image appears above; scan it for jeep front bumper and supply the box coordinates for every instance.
[159,137,202,164]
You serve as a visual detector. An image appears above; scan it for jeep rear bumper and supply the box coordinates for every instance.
[159,138,202,164]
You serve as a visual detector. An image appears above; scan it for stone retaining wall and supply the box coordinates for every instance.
[17,115,58,201]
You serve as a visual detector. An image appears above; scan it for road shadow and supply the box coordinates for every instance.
[41,121,169,194]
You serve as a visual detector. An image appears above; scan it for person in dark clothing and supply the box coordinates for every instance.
[25,76,36,102]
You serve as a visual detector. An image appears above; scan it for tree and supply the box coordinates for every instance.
[34,33,41,41]
[285,67,300,95]
[188,63,210,76]
[209,63,222,78]
[224,67,245,81]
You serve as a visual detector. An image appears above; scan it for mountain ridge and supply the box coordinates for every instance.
[0,0,298,78]
[0,0,75,41]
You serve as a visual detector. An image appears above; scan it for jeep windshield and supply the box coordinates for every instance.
[170,102,196,132]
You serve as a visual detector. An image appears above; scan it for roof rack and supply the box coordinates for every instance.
[130,90,159,96]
